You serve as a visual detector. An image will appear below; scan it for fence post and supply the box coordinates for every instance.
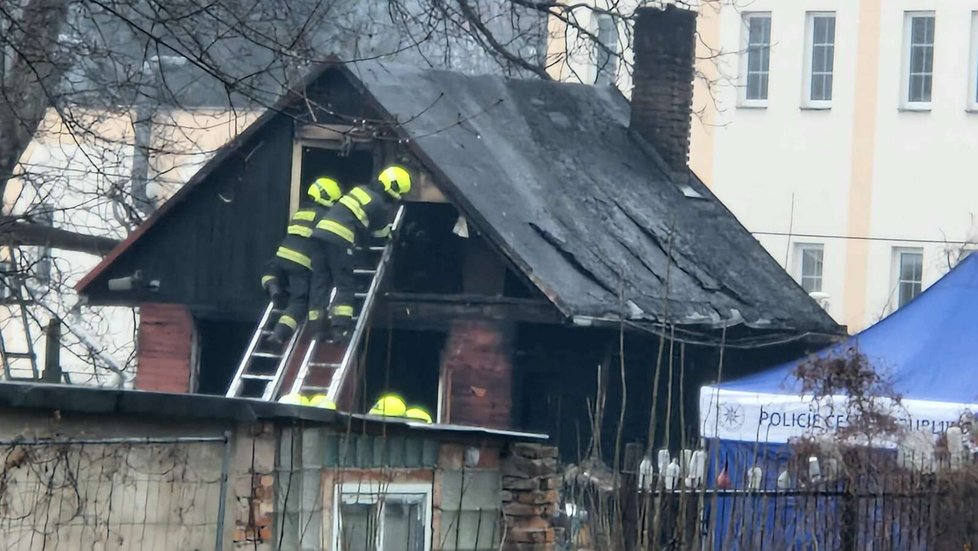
[621,442,642,551]
[840,484,857,551]
[42,318,62,383]
[215,430,233,551]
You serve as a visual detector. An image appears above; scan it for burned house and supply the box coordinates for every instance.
[76,7,839,459]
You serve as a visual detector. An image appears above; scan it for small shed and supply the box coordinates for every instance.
[0,381,554,550]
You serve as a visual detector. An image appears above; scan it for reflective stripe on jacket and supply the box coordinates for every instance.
[312,185,393,246]
[276,205,329,269]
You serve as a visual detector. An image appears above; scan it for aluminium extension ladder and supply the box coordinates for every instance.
[226,206,405,403]
[287,206,406,403]
[0,263,40,381]
[225,302,305,399]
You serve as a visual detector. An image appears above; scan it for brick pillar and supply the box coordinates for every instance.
[439,320,513,428]
[501,443,561,551]
[629,4,697,174]
[135,303,194,393]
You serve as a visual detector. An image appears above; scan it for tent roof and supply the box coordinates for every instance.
[719,254,978,404]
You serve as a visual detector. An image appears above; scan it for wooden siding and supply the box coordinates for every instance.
[86,117,294,319]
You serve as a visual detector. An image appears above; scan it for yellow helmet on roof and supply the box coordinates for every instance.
[307,394,337,410]
[308,177,342,207]
[279,393,308,405]
[377,166,411,200]
[368,394,407,417]
[404,406,433,424]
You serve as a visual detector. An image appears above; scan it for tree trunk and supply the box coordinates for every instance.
[0,0,70,197]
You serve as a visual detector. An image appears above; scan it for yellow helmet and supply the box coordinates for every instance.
[376,165,412,200]
[307,394,337,410]
[279,393,308,406]
[368,394,407,417]
[308,177,342,207]
[404,406,433,424]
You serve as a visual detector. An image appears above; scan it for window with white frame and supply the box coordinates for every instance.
[894,248,923,308]
[335,483,431,551]
[903,13,935,106]
[795,243,824,293]
[970,12,978,110]
[742,13,772,104]
[804,13,836,106]
[594,14,618,86]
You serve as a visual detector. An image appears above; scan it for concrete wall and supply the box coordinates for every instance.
[0,406,232,550]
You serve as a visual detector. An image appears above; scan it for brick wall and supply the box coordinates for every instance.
[629,5,698,174]
[440,320,513,428]
[135,303,194,393]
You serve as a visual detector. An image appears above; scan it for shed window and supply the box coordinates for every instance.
[336,483,431,551]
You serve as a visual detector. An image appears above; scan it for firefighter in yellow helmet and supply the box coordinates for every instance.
[261,176,343,346]
[312,166,412,342]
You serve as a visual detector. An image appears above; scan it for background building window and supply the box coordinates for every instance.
[743,13,772,102]
[895,248,923,308]
[593,15,618,86]
[0,259,12,301]
[796,244,824,293]
[336,484,431,551]
[904,13,935,105]
[805,13,836,104]
[970,12,978,109]
[34,204,54,286]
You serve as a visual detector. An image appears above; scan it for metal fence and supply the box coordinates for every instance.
[0,435,231,551]
[560,464,978,550]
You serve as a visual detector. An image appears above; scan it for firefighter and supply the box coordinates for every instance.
[312,165,411,342]
[261,176,343,346]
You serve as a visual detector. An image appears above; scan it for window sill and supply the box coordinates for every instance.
[737,102,768,110]
[966,106,978,114]
[800,104,832,111]
[898,104,932,112]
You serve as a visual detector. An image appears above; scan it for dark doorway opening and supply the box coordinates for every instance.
[300,147,374,192]
[195,317,254,395]
[361,328,444,416]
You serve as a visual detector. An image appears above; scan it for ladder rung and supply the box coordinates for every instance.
[368,246,385,252]
[241,374,274,381]
[252,352,282,359]
[353,269,377,275]
[354,292,367,299]
[3,352,34,359]
[308,362,339,369]
[300,385,331,393]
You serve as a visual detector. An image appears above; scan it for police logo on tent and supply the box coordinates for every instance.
[719,403,745,431]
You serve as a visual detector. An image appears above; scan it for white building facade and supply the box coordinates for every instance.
[549,0,978,332]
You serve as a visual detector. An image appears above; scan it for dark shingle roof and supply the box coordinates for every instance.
[78,59,839,335]
[350,61,838,333]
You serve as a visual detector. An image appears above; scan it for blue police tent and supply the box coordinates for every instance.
[696,254,978,549]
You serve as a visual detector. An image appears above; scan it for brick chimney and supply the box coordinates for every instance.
[629,5,698,175]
